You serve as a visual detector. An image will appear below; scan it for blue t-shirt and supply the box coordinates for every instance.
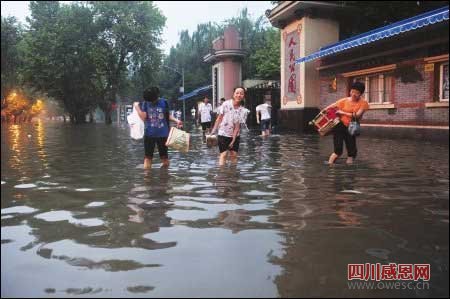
[139,99,169,137]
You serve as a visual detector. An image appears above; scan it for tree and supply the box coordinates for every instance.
[157,22,222,104]
[250,28,280,79]
[1,16,23,103]
[21,1,100,123]
[19,1,166,124]
[224,9,280,80]
[1,88,32,123]
[43,97,65,120]
[90,1,166,123]
[158,7,283,102]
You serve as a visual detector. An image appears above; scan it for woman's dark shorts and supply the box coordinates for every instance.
[218,135,240,153]
[144,136,168,159]
[201,121,211,131]
[260,119,271,131]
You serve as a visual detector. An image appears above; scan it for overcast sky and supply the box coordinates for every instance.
[1,1,274,54]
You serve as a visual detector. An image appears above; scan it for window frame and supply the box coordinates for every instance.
[439,62,449,102]
[354,73,393,104]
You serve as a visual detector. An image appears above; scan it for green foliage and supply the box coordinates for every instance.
[158,22,222,104]
[4,3,278,121]
[11,1,165,123]
[20,1,100,122]
[250,28,280,79]
[158,8,282,104]
[1,16,23,101]
[89,1,165,123]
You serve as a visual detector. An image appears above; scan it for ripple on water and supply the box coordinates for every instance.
[423,208,449,220]
[37,186,67,190]
[1,206,39,214]
[14,183,37,189]
[195,189,218,194]
[340,190,363,194]
[85,202,106,208]
[237,179,257,183]
[35,181,60,186]
[366,248,390,260]
[35,210,104,227]
[243,190,277,196]
[171,195,226,203]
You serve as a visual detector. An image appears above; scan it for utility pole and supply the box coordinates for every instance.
[162,65,185,121]
[181,68,185,122]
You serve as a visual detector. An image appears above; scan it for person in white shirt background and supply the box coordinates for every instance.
[256,99,272,137]
[197,96,213,142]
[190,107,196,121]
[175,110,182,120]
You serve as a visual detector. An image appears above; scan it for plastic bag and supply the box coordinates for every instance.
[348,113,361,136]
[205,134,218,148]
[127,106,145,140]
[166,127,190,152]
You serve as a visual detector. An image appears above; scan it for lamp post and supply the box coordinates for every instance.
[162,65,185,121]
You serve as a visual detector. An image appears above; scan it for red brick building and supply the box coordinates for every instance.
[268,2,449,139]
[316,8,448,129]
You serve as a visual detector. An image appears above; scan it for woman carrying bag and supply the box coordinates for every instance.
[324,82,369,165]
[134,86,183,169]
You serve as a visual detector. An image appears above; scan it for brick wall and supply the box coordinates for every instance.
[319,61,449,126]
[319,76,347,108]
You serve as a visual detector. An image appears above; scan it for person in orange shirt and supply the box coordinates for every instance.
[324,82,369,165]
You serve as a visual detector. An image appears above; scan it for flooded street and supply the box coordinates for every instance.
[1,121,449,297]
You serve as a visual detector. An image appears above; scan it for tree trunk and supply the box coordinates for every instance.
[75,112,87,124]
[104,110,112,124]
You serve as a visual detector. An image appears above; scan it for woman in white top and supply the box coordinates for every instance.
[211,87,245,166]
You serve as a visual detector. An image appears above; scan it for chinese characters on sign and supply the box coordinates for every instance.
[284,27,301,104]
[348,264,431,281]
[288,37,297,94]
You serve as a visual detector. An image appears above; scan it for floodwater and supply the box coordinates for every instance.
[1,121,448,298]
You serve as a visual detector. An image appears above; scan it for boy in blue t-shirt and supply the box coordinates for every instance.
[134,87,182,169]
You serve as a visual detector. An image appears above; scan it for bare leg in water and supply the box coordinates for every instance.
[328,153,339,165]
[144,157,152,169]
[219,151,228,166]
[161,158,170,167]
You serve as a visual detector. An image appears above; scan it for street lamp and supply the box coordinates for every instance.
[162,65,185,121]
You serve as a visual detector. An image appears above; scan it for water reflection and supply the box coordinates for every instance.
[35,120,49,170]
[126,169,177,250]
[1,122,448,297]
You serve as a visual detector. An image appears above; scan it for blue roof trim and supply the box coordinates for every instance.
[295,6,449,64]
[178,85,212,101]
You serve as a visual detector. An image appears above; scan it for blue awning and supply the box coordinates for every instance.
[295,6,449,64]
[178,85,212,101]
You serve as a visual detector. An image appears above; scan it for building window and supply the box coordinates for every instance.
[439,62,449,101]
[354,74,393,104]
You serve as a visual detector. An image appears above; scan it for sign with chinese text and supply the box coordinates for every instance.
[284,28,301,104]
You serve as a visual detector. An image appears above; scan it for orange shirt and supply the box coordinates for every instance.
[335,97,369,127]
